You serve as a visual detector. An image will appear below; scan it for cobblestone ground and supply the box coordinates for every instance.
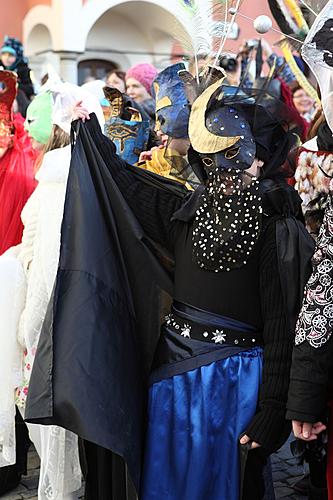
[0,447,85,500]
[2,437,309,499]
[1,448,39,500]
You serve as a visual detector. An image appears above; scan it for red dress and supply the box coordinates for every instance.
[0,113,37,255]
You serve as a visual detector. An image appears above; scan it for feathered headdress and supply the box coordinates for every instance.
[268,0,309,42]
[0,71,17,149]
[173,0,238,82]
[267,0,320,102]
[301,0,333,131]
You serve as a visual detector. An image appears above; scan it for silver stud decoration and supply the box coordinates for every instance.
[192,168,262,272]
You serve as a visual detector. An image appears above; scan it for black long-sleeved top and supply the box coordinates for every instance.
[287,199,333,423]
[287,337,333,423]
[87,116,308,453]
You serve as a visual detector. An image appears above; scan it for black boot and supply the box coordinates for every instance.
[308,454,328,500]
[0,410,31,495]
[309,480,328,500]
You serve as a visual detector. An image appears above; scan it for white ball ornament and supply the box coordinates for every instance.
[253,15,273,34]
[228,7,238,16]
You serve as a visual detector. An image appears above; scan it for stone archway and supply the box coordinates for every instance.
[22,0,192,84]
[25,22,52,55]
[25,22,55,87]
[81,0,190,70]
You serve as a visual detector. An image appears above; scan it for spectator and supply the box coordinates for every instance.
[105,70,126,93]
[125,63,158,121]
[292,85,317,123]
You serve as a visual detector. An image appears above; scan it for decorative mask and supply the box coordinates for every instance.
[25,92,53,145]
[103,86,150,165]
[189,79,262,273]
[153,63,190,138]
[189,78,256,171]
[0,70,17,148]
[200,105,256,171]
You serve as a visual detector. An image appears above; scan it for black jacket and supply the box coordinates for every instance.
[287,198,333,423]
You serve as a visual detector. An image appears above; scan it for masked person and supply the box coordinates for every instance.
[103,85,151,165]
[0,85,57,498]
[294,119,333,236]
[137,63,193,186]
[135,84,314,500]
[0,86,80,500]
[287,121,333,500]
[24,72,314,499]
[0,70,37,256]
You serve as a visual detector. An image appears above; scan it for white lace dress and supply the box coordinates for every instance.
[0,145,82,499]
[0,246,26,468]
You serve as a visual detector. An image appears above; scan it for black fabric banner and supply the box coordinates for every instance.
[25,115,174,491]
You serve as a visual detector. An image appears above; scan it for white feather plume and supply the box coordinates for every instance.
[173,0,225,81]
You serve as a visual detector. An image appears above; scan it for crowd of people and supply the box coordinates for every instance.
[0,3,332,499]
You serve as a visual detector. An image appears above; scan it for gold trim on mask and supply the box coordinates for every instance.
[155,118,162,133]
[189,79,241,154]
[225,147,240,159]
[104,87,124,118]
[154,82,172,112]
[202,157,214,168]
[127,108,142,122]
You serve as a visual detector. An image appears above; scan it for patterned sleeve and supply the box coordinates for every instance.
[286,196,333,421]
[295,195,333,349]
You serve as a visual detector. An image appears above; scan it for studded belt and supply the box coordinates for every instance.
[164,302,263,348]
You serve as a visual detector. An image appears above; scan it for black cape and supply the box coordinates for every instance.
[24,117,179,490]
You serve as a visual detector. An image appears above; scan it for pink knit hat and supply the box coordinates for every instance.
[125,63,158,95]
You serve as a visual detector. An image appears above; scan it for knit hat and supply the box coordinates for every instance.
[1,46,16,57]
[126,63,158,95]
[2,36,24,60]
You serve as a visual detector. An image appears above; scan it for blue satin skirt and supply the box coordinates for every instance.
[141,348,263,500]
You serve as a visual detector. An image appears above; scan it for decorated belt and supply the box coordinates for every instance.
[164,301,263,348]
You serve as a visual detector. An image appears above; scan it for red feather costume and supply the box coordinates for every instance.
[0,71,37,255]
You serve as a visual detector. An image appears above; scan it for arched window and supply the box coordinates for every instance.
[78,59,118,85]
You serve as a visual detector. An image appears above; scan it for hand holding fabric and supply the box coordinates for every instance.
[239,434,261,449]
[139,150,153,163]
[292,420,326,441]
[71,100,91,123]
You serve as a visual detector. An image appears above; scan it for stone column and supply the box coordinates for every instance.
[58,51,81,84]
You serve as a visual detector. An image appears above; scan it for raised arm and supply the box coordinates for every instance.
[80,113,188,251]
